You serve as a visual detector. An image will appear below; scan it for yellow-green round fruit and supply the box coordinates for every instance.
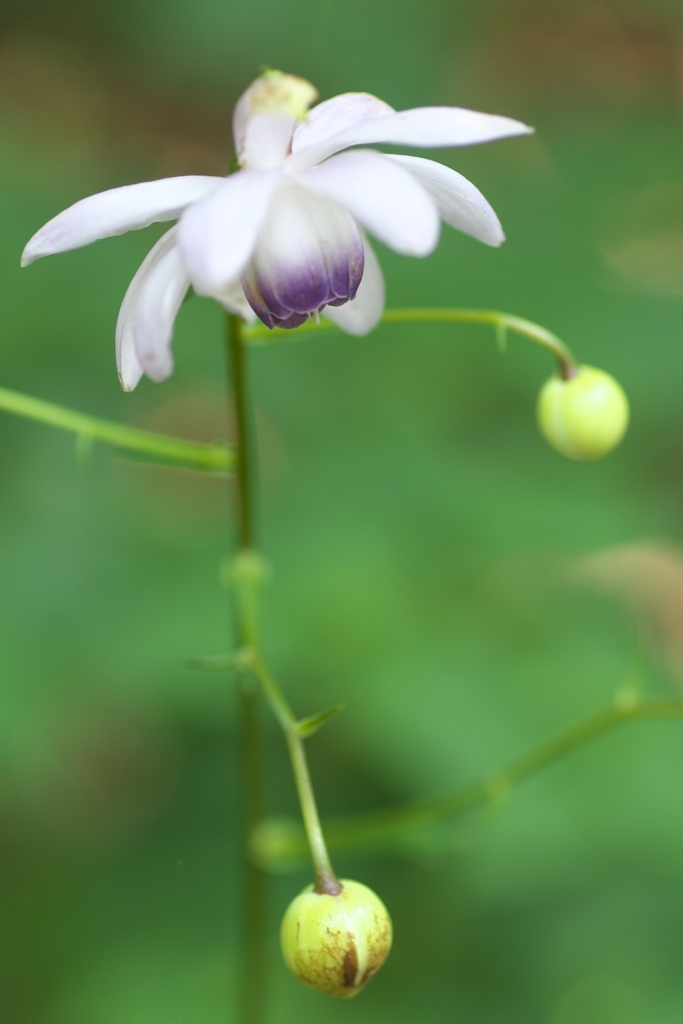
[537,365,629,461]
[280,879,392,998]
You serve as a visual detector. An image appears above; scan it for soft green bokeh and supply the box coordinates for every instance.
[2,1,683,1022]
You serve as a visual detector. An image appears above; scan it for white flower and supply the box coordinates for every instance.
[22,71,532,392]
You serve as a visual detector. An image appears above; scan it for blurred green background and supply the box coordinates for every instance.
[2,0,683,1021]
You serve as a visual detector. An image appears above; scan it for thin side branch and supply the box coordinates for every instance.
[253,698,683,867]
[0,385,234,473]
[244,307,578,378]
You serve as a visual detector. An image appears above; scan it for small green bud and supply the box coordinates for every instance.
[537,365,629,461]
[280,879,392,998]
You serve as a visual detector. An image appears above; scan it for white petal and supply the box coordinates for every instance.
[298,149,440,257]
[291,92,394,156]
[129,238,190,384]
[215,278,257,322]
[238,113,298,171]
[324,237,385,335]
[21,177,225,266]
[389,155,504,247]
[116,229,178,391]
[287,106,533,172]
[177,169,282,295]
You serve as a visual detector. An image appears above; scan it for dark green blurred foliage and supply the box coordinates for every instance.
[2,0,683,1021]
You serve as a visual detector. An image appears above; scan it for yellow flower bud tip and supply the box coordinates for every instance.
[537,364,630,462]
[243,71,319,123]
[280,879,392,999]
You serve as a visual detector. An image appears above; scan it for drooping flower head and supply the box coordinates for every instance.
[22,71,532,391]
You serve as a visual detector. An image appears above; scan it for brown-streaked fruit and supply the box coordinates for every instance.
[280,879,392,998]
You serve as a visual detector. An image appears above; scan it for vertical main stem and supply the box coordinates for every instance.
[238,683,268,1024]
[226,313,342,1021]
[227,314,267,1024]
[228,314,255,554]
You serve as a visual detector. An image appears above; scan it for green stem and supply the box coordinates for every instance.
[254,698,683,865]
[228,316,257,548]
[245,307,578,379]
[238,676,268,1024]
[227,316,268,1024]
[0,385,233,472]
[226,314,340,1023]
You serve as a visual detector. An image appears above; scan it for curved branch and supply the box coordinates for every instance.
[252,699,683,867]
[244,307,578,378]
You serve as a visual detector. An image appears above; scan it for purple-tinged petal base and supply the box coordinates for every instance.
[324,236,385,336]
[241,184,364,330]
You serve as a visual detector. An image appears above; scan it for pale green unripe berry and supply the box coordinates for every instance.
[537,365,629,461]
[280,879,392,998]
